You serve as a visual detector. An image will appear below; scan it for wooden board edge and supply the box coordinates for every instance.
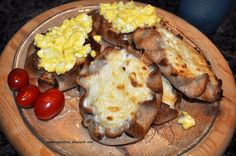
[0,1,235,156]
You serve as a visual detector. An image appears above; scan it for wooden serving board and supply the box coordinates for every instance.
[0,1,236,155]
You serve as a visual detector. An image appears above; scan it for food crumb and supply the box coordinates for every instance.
[90,50,96,57]
[177,111,195,129]
[93,35,102,43]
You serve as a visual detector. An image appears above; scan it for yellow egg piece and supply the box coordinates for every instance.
[93,35,102,43]
[34,13,93,75]
[177,111,195,129]
[90,50,96,57]
[100,1,160,33]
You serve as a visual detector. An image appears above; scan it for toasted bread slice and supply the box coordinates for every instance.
[77,47,162,145]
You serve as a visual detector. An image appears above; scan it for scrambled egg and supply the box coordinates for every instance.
[178,111,195,129]
[100,1,160,33]
[34,13,92,75]
[90,50,96,57]
[93,35,102,43]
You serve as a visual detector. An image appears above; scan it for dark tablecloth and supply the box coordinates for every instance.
[0,0,235,155]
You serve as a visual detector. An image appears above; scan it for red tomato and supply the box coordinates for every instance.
[16,84,41,108]
[34,88,65,120]
[8,68,29,90]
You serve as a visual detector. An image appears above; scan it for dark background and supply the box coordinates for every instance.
[0,0,235,155]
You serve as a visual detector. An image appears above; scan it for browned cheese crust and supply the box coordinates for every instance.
[77,47,162,145]
[132,21,222,102]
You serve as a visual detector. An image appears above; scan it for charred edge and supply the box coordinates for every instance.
[122,66,126,71]
[159,58,169,67]
[170,71,178,77]
[216,79,223,101]
[206,60,211,66]
[176,34,183,40]
[174,92,182,110]
[87,33,101,54]
[38,73,59,88]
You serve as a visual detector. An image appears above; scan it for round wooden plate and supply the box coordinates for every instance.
[0,0,236,155]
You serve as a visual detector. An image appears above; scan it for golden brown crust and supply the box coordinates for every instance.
[159,63,209,98]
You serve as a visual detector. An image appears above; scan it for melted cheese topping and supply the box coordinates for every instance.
[80,49,153,129]
[157,25,217,84]
[162,76,177,109]
[100,1,160,33]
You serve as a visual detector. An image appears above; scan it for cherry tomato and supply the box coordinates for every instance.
[34,88,65,120]
[8,68,29,90]
[16,84,41,108]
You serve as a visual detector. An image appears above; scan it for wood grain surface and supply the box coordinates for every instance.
[0,1,235,156]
